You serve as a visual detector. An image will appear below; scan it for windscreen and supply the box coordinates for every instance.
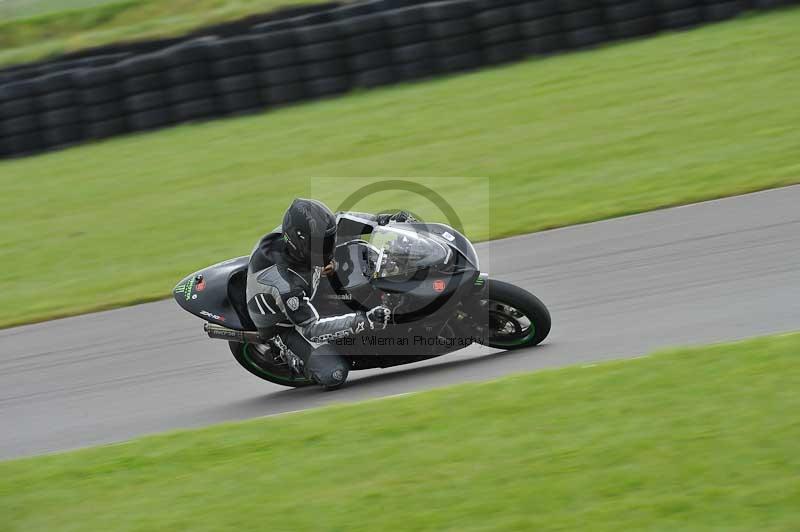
[367,226,451,279]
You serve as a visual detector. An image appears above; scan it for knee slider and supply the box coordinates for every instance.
[306,351,349,387]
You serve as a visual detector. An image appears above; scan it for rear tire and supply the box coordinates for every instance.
[228,341,313,388]
[481,279,551,350]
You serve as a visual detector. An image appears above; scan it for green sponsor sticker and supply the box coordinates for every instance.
[174,277,195,301]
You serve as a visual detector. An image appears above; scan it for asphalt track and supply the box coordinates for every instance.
[2,186,799,460]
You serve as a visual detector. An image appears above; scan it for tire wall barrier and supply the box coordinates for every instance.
[1,0,797,158]
[0,2,342,84]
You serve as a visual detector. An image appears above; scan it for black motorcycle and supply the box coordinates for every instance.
[173,222,551,388]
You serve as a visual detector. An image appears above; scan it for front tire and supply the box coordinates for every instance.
[481,279,551,350]
[228,341,314,388]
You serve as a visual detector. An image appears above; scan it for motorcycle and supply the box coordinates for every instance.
[173,221,551,388]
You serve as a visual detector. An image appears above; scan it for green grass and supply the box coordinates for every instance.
[1,10,800,329]
[0,0,324,67]
[1,0,131,20]
[2,332,799,531]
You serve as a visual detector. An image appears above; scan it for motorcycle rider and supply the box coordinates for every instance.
[246,198,412,388]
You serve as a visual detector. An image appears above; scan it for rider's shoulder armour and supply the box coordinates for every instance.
[257,265,310,296]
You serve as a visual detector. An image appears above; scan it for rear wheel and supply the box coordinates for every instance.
[480,279,551,350]
[228,341,313,388]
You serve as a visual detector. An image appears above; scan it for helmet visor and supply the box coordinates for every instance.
[309,231,336,267]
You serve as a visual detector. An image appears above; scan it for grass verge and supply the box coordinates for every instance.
[0,0,323,68]
[1,10,799,328]
[2,332,799,531]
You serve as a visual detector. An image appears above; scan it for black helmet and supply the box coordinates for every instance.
[282,198,336,269]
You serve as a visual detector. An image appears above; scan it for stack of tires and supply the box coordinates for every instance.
[654,0,705,29]
[336,8,398,88]
[82,53,133,69]
[331,0,379,20]
[0,72,19,86]
[0,80,42,157]
[119,54,172,132]
[255,29,305,106]
[251,19,295,33]
[749,0,797,7]
[77,65,129,140]
[517,0,565,56]
[3,0,799,159]
[473,0,525,66]
[330,2,388,87]
[0,52,130,86]
[385,5,437,81]
[209,36,263,116]
[285,9,336,28]
[559,0,609,49]
[700,0,745,21]
[602,0,660,40]
[425,1,482,74]
[163,38,219,123]
[296,22,351,99]
[36,71,84,149]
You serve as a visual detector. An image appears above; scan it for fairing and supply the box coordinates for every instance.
[405,223,480,271]
[172,256,252,330]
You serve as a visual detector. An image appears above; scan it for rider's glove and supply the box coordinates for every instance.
[365,306,391,330]
[390,211,415,223]
[376,211,415,226]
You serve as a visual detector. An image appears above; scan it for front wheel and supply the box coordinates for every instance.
[228,341,313,388]
[479,279,551,350]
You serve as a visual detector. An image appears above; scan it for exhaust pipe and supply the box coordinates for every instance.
[204,323,262,343]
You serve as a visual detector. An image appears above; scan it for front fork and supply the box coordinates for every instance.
[464,272,489,314]
[446,272,490,343]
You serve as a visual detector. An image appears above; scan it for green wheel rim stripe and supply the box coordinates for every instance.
[491,321,536,348]
[242,342,309,384]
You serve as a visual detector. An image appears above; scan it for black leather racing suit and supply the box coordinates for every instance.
[245,212,382,385]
